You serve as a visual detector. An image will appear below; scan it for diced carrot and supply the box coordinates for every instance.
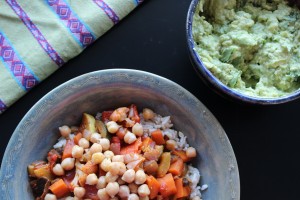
[141,137,155,152]
[157,173,177,198]
[49,179,70,198]
[146,175,160,199]
[151,129,165,145]
[120,137,142,155]
[172,150,191,163]
[81,161,98,174]
[174,178,190,199]
[168,158,184,176]
[74,133,82,145]
[62,140,75,160]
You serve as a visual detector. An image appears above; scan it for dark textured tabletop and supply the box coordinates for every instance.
[1,0,300,199]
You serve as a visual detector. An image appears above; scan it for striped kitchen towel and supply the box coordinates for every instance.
[0,0,143,114]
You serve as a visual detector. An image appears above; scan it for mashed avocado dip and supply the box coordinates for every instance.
[193,0,300,98]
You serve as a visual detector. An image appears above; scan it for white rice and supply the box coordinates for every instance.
[140,111,206,199]
[53,133,75,149]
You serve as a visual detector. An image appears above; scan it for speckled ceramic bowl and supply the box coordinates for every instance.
[187,0,300,105]
[0,69,239,200]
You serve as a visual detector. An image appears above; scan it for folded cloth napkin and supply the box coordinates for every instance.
[0,0,143,114]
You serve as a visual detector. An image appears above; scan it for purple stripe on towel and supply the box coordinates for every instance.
[93,0,120,25]
[0,33,39,91]
[46,0,95,48]
[0,99,7,113]
[6,0,65,66]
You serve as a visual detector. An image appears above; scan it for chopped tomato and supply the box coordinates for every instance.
[47,149,60,171]
[129,104,140,123]
[62,168,76,191]
[102,110,113,123]
[83,184,99,200]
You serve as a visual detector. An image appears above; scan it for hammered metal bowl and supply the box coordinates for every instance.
[0,69,240,200]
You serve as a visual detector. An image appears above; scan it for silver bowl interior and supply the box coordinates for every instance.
[0,69,240,200]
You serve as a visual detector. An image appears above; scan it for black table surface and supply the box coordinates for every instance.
[1,0,300,199]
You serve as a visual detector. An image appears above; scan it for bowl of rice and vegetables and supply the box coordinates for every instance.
[0,69,239,200]
[28,105,205,200]
[187,0,300,104]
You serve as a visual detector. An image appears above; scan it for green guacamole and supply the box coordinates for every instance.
[193,0,300,98]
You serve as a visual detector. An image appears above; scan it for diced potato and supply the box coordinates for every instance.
[157,152,171,178]
[27,165,35,177]
[95,120,107,138]
[80,113,96,133]
[33,164,54,180]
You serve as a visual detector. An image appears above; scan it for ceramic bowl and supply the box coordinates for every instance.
[186,0,300,105]
[0,69,240,200]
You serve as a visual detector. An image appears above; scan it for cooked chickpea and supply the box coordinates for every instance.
[61,158,75,170]
[52,163,65,176]
[99,138,110,151]
[118,185,130,198]
[97,188,110,200]
[121,169,135,183]
[44,193,57,200]
[97,176,107,189]
[83,129,92,140]
[110,197,119,200]
[90,133,101,143]
[128,182,138,193]
[74,187,86,198]
[64,197,74,200]
[138,184,150,197]
[142,108,154,120]
[106,121,119,134]
[186,147,197,158]
[117,162,127,175]
[109,162,120,175]
[101,158,112,172]
[105,171,119,183]
[59,125,71,137]
[86,173,98,185]
[105,182,119,197]
[135,169,146,185]
[140,196,150,200]
[166,139,177,150]
[72,145,84,158]
[132,123,143,136]
[128,193,139,200]
[89,143,102,154]
[104,150,114,159]
[78,138,90,149]
[112,155,124,163]
[92,152,105,164]
[124,131,137,144]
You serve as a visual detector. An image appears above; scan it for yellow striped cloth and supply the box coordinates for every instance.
[0,0,143,113]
